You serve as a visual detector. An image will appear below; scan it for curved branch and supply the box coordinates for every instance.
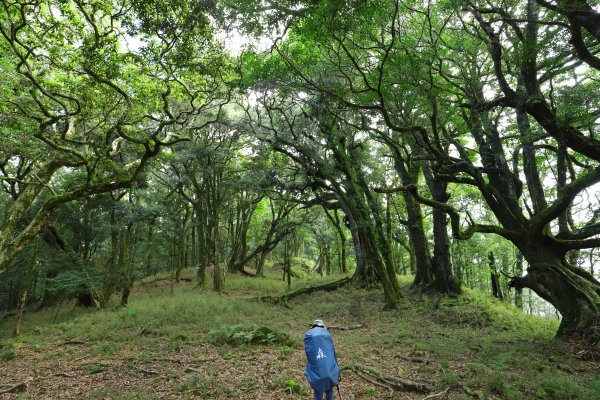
[531,166,600,230]
[404,184,518,241]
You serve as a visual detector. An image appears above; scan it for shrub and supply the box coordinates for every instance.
[0,344,16,361]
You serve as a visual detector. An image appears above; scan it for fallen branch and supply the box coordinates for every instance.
[354,369,394,393]
[419,386,450,400]
[0,377,33,394]
[328,324,364,331]
[131,364,159,375]
[185,367,202,374]
[343,363,431,393]
[72,355,91,363]
[395,353,429,364]
[256,276,352,304]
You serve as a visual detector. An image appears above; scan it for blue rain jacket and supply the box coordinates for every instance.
[304,327,339,392]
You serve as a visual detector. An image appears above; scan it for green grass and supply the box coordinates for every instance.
[1,269,599,399]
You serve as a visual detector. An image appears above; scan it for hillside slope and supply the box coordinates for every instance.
[1,273,599,399]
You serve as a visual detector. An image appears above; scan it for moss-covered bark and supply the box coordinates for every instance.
[510,243,600,342]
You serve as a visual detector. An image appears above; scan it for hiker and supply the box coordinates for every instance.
[304,319,340,400]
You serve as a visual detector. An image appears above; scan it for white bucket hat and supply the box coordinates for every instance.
[313,319,325,327]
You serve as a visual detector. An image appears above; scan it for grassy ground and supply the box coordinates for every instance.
[1,270,599,399]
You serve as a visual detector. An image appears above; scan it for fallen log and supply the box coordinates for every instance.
[343,363,431,393]
[256,276,352,305]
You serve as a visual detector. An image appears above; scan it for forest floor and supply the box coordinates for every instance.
[1,270,600,400]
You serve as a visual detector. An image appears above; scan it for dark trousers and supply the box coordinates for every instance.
[313,388,334,400]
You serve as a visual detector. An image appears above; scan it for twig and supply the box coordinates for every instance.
[418,386,450,400]
[55,372,73,378]
[132,364,159,375]
[0,377,33,394]
[185,367,202,374]
[72,355,90,363]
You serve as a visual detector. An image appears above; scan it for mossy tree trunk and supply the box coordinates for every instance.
[488,252,504,300]
[513,251,524,310]
[14,239,37,336]
[509,238,600,338]
[394,159,432,288]
[423,165,461,294]
[119,222,135,307]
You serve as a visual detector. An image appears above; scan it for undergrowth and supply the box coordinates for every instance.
[1,269,598,399]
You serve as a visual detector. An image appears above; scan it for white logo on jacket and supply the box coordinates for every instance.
[316,348,326,359]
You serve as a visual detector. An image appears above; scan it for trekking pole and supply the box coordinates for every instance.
[337,384,342,400]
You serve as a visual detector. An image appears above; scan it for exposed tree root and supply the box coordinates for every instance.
[255,276,352,305]
[238,268,256,277]
[343,363,431,393]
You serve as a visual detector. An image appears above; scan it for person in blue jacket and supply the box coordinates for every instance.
[304,319,340,400]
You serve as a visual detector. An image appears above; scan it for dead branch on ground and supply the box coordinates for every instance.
[0,377,33,394]
[343,363,431,393]
[419,386,450,399]
[395,353,429,363]
[131,364,159,375]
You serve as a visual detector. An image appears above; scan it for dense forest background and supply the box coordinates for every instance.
[1,0,600,344]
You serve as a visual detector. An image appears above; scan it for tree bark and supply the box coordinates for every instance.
[514,251,524,310]
[394,160,432,287]
[509,240,600,341]
[488,252,504,300]
[423,165,461,294]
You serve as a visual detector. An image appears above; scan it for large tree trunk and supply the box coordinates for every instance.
[342,197,402,308]
[509,241,600,341]
[394,160,432,287]
[424,165,461,294]
[488,252,504,300]
[324,209,347,274]
[100,209,119,307]
[119,223,135,307]
[195,205,208,287]
[513,251,524,310]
